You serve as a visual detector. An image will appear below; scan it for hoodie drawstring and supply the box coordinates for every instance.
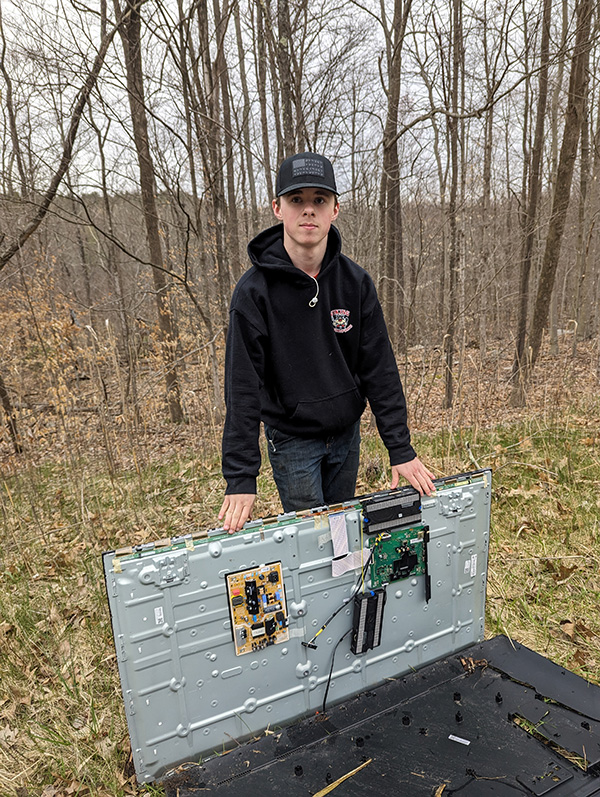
[308,275,319,307]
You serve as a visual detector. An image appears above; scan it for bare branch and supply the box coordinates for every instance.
[0,10,126,272]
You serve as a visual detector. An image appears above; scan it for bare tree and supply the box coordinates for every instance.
[442,0,464,409]
[0,371,22,453]
[377,0,413,349]
[234,2,259,231]
[254,0,275,199]
[114,0,184,423]
[523,0,593,388]
[0,10,121,271]
[510,0,551,402]
[213,0,242,281]
[276,0,296,157]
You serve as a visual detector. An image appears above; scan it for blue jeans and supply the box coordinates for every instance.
[264,422,361,512]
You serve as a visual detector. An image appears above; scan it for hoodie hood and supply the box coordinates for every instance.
[247,223,342,280]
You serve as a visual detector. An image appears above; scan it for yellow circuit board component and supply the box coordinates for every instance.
[226,562,289,656]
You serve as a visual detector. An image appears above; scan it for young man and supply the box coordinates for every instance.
[219,153,434,533]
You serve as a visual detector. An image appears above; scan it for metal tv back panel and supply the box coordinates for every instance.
[103,469,491,784]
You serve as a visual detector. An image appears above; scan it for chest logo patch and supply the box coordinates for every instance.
[331,308,353,333]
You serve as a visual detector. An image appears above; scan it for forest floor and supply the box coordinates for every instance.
[0,336,599,796]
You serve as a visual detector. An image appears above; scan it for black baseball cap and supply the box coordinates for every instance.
[276,152,338,197]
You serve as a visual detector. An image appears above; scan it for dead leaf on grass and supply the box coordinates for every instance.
[0,725,18,746]
[558,619,596,644]
[59,638,72,659]
[544,561,578,582]
[508,485,541,497]
[70,715,87,731]
[64,782,90,795]
[575,621,596,639]
[556,563,578,581]
[573,650,589,667]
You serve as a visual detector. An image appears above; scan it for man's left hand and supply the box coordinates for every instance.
[391,457,436,496]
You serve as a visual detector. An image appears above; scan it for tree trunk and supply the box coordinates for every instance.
[196,0,231,323]
[254,1,275,199]
[0,3,28,198]
[116,0,184,423]
[378,0,412,350]
[580,78,600,342]
[174,0,225,420]
[0,372,22,453]
[234,2,259,231]
[524,0,593,383]
[548,0,569,357]
[213,0,242,282]
[479,101,493,361]
[277,0,295,156]
[443,0,462,409]
[572,93,590,355]
[509,0,551,403]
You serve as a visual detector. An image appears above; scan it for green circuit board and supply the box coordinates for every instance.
[369,525,427,588]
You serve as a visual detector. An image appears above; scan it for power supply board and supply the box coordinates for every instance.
[226,563,289,656]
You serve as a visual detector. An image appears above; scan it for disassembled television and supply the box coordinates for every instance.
[103,469,492,785]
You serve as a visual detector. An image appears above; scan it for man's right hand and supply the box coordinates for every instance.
[218,493,256,533]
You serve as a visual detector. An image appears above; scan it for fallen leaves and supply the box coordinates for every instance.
[559,619,597,642]
[0,725,18,747]
[553,619,598,672]
[508,484,542,498]
[542,560,579,583]
[40,782,91,797]
[560,620,576,640]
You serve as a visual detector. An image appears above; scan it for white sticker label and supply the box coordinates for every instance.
[154,606,165,625]
[448,734,471,746]
[464,559,471,574]
[470,554,478,578]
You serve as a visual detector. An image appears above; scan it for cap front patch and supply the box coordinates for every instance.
[292,157,325,178]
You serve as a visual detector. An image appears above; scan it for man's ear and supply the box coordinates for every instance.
[272,198,282,220]
[331,201,340,222]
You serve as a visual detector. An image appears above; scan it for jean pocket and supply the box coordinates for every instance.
[264,425,295,453]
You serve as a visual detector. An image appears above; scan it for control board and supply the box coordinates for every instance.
[368,525,428,588]
[103,469,491,785]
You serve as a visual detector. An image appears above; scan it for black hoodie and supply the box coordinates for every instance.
[222,224,416,495]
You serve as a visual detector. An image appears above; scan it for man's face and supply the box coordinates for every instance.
[272,187,339,250]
